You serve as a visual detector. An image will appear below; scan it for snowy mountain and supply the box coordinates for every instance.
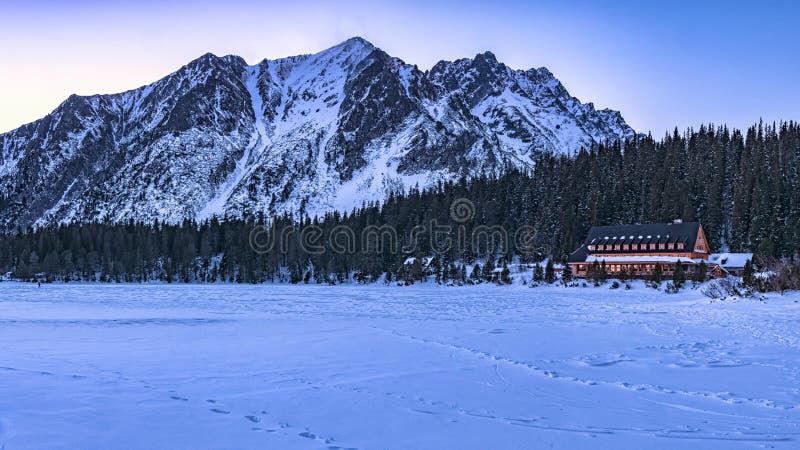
[0,37,634,228]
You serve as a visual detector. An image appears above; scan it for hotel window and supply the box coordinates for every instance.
[588,245,594,251]
[677,243,684,250]
[614,245,621,251]
[622,244,629,251]
[649,243,656,250]
[659,243,666,250]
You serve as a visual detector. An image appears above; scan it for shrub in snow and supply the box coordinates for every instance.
[664,282,680,294]
[610,281,620,289]
[701,278,748,299]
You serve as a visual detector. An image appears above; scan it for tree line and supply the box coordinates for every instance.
[1,120,798,283]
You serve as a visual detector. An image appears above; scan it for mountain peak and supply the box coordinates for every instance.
[0,41,634,229]
[329,36,376,53]
[343,36,373,46]
[474,51,498,64]
[190,52,221,64]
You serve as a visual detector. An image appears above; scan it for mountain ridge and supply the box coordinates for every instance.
[0,37,635,229]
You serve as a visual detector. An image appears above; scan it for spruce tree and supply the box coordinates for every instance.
[743,259,755,286]
[673,260,686,288]
[561,260,573,285]
[500,262,511,285]
[482,256,495,282]
[652,262,663,284]
[533,263,544,283]
[545,259,556,284]
[693,260,707,283]
[470,263,483,284]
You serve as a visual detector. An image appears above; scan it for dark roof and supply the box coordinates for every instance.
[568,222,702,263]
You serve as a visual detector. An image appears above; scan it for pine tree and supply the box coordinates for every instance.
[587,260,599,283]
[500,262,511,285]
[673,260,686,288]
[482,256,495,282]
[743,259,755,286]
[618,266,629,285]
[651,262,663,284]
[470,263,483,284]
[693,260,707,283]
[561,259,573,284]
[533,263,544,283]
[544,259,556,284]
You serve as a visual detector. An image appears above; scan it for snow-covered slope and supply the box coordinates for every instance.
[0,37,635,228]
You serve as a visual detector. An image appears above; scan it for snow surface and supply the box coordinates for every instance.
[709,253,753,269]
[1,283,798,449]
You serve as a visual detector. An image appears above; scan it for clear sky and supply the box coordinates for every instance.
[1,0,797,135]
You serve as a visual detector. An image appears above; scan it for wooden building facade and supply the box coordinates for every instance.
[567,222,720,279]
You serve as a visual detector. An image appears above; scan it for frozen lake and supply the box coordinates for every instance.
[0,282,799,449]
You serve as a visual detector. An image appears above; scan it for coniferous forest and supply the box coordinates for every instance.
[1,120,799,283]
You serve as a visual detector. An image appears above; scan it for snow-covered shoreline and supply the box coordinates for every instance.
[1,283,798,449]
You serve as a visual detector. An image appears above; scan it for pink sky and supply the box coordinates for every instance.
[2,0,797,135]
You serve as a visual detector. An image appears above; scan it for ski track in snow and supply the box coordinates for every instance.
[0,282,799,449]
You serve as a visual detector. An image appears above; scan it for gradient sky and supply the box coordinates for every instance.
[1,0,798,135]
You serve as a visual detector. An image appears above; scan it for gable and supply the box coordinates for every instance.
[693,225,710,254]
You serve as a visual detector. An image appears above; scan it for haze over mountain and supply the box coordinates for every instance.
[0,37,634,229]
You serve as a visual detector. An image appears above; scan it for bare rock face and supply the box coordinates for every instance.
[0,37,634,229]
